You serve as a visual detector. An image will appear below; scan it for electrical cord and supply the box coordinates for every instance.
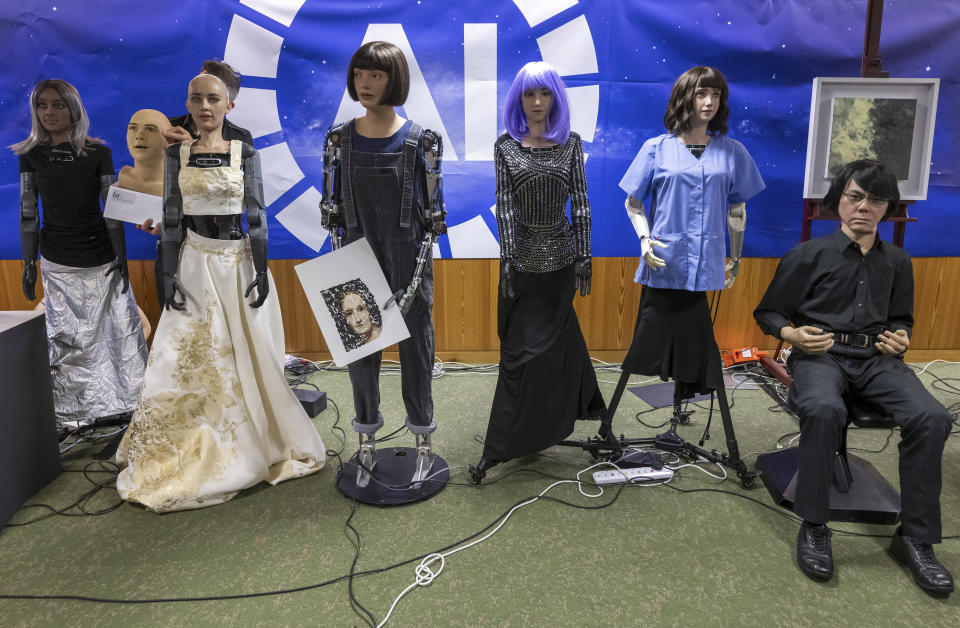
[2,461,957,610]
[8,359,956,609]
[4,461,123,527]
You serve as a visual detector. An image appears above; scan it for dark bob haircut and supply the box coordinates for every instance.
[346,41,410,107]
[823,159,900,220]
[663,66,729,136]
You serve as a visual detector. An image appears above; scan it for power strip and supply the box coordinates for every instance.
[592,467,674,485]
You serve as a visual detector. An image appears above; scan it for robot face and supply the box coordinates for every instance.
[521,87,553,126]
[353,68,390,108]
[126,109,170,161]
[186,74,234,133]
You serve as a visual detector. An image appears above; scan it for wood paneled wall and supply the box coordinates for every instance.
[3,257,959,358]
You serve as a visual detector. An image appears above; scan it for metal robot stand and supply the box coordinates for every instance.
[560,368,759,489]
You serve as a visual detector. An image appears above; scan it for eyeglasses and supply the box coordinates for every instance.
[841,191,890,209]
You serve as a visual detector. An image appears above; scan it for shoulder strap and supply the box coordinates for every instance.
[179,140,193,167]
[399,122,422,228]
[229,140,242,170]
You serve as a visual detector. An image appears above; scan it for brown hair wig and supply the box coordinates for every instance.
[663,66,729,136]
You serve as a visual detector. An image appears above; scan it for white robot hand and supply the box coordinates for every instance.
[626,196,668,271]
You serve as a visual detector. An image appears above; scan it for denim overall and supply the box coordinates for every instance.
[340,120,435,428]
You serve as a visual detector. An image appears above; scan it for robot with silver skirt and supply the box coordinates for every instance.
[321,121,447,494]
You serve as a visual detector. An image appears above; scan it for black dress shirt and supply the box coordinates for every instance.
[754,229,914,340]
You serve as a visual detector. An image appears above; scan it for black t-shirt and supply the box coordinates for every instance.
[19,142,116,267]
[167,113,254,145]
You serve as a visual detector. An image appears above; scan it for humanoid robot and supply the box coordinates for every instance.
[320,42,447,490]
[321,121,446,488]
[604,66,764,484]
[116,74,325,512]
[14,79,147,427]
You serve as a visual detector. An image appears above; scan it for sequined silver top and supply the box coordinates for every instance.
[494,131,591,273]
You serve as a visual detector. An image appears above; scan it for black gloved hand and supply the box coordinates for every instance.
[574,256,592,297]
[164,274,187,311]
[499,259,515,299]
[22,259,37,301]
[244,271,269,308]
[105,260,130,294]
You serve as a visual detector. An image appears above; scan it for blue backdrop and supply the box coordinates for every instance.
[1,0,957,260]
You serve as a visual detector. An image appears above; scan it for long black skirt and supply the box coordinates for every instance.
[481,263,606,461]
[622,287,724,399]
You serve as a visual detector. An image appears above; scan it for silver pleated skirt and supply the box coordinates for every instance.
[42,259,148,426]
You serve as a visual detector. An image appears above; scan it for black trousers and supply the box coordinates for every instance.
[788,350,952,543]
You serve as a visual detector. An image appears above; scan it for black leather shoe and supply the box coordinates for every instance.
[796,521,834,582]
[468,458,500,485]
[889,527,954,596]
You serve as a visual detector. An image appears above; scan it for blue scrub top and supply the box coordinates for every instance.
[619,133,765,291]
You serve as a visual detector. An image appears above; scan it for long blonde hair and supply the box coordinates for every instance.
[9,79,104,156]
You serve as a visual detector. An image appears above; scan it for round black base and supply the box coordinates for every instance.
[336,447,449,506]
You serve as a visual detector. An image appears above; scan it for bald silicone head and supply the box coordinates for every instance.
[126,108,171,162]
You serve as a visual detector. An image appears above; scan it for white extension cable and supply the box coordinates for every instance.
[375,461,670,627]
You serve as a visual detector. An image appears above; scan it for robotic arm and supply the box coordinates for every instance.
[625,195,667,271]
[725,202,746,289]
[19,172,40,300]
[242,143,269,308]
[161,145,187,310]
[320,125,344,250]
[390,129,447,315]
[102,174,130,294]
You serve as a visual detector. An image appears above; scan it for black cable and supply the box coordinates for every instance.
[847,427,897,454]
[2,463,956,606]
[4,461,123,527]
[344,498,376,628]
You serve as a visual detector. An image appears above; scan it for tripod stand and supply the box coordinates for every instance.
[560,369,758,488]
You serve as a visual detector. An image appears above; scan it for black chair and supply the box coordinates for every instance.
[756,397,901,525]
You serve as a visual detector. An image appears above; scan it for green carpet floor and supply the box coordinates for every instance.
[2,360,959,627]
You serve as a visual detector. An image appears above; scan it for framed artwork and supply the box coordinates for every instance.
[803,77,939,200]
[295,238,410,366]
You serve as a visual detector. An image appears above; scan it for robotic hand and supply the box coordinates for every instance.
[574,256,591,296]
[161,144,186,310]
[243,143,270,309]
[100,174,131,293]
[725,203,746,289]
[724,259,741,289]
[499,259,515,299]
[163,274,187,311]
[244,270,269,308]
[625,196,667,270]
[20,172,40,300]
[320,125,344,249]
[22,260,37,301]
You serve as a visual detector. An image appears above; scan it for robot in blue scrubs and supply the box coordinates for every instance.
[604,66,765,484]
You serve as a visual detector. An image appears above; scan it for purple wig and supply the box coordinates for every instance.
[504,61,570,144]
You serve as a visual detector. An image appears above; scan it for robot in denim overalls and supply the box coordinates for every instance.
[320,43,446,489]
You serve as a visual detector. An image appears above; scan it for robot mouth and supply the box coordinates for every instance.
[133,145,150,149]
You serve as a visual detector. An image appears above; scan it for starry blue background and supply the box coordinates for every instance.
[0,0,957,259]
